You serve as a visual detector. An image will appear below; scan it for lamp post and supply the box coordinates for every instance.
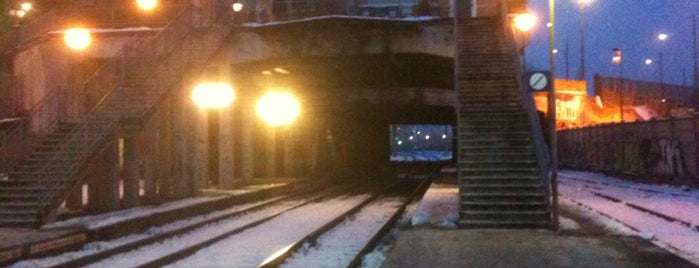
[576,0,594,81]
[513,13,537,70]
[657,33,668,114]
[548,0,559,229]
[192,82,235,186]
[255,91,300,178]
[612,48,623,122]
[64,27,92,51]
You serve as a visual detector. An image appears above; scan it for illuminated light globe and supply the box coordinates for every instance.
[20,2,32,11]
[137,0,157,10]
[232,2,244,12]
[513,13,537,32]
[256,92,300,127]
[191,83,235,108]
[64,28,92,51]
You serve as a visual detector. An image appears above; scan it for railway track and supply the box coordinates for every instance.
[259,166,436,268]
[10,185,345,268]
[558,174,699,264]
[12,164,439,268]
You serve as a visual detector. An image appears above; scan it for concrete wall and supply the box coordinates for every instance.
[225,18,454,65]
[559,118,699,184]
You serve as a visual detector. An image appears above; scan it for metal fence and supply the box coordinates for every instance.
[558,117,699,183]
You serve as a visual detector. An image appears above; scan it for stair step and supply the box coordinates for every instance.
[459,192,544,198]
[461,200,547,206]
[459,219,552,228]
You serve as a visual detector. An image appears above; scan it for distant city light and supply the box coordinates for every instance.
[20,2,32,11]
[425,135,430,140]
[658,33,668,41]
[552,49,559,54]
[645,59,653,65]
[409,136,414,140]
[442,134,447,139]
[397,140,403,145]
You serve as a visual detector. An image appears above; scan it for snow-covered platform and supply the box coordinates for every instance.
[382,228,694,267]
[0,182,297,265]
[382,173,699,268]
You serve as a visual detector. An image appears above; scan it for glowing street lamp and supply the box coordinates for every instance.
[191,82,235,186]
[232,2,244,12]
[255,91,300,127]
[137,0,158,11]
[612,48,623,122]
[191,82,236,108]
[513,13,537,32]
[657,33,668,106]
[256,91,300,178]
[577,0,595,80]
[512,13,537,70]
[64,28,92,51]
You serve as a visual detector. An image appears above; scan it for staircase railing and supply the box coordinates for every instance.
[0,118,26,175]
[34,3,235,223]
[0,83,68,175]
[497,2,556,226]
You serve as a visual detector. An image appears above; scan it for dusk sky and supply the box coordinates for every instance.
[524,0,699,89]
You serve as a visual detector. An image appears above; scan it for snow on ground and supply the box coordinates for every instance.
[10,197,292,268]
[281,198,403,268]
[166,195,371,267]
[17,170,699,267]
[43,184,287,230]
[410,184,459,228]
[559,170,699,265]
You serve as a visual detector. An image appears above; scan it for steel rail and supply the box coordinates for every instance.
[40,185,339,268]
[258,163,440,268]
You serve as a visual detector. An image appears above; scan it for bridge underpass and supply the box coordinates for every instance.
[0,13,551,229]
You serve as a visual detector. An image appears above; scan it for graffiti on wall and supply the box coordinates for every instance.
[640,138,687,179]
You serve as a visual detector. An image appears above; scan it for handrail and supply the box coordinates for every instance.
[0,118,27,175]
[34,3,230,222]
[497,1,556,227]
[0,83,68,174]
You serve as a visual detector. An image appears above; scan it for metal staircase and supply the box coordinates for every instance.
[456,17,553,228]
[0,4,234,227]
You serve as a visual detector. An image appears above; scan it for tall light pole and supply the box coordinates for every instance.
[548,0,559,229]
[577,0,594,81]
[513,13,537,70]
[256,91,300,178]
[612,48,623,122]
[658,33,668,113]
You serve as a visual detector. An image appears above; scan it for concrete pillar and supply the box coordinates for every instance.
[158,98,173,199]
[266,127,276,178]
[102,140,120,211]
[193,107,209,191]
[218,106,235,189]
[65,184,83,210]
[241,105,255,183]
[283,127,294,177]
[122,135,140,207]
[173,90,191,198]
[143,115,160,203]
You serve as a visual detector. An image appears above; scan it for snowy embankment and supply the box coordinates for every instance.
[559,170,699,265]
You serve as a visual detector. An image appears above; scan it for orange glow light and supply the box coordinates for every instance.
[137,0,157,11]
[64,28,92,51]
